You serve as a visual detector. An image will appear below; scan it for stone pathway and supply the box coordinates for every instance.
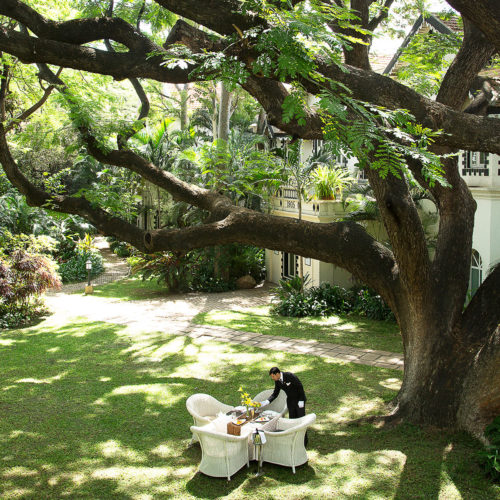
[46,241,404,371]
[48,237,130,294]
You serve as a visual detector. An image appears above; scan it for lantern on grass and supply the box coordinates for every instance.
[85,258,93,294]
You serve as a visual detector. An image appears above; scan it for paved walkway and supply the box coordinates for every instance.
[46,241,404,371]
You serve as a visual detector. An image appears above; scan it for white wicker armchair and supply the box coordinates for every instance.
[190,425,249,480]
[261,413,316,473]
[186,394,234,443]
[253,389,287,416]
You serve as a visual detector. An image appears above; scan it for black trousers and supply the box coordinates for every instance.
[287,400,308,446]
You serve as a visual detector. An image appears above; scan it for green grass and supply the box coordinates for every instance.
[86,276,171,300]
[1,318,498,499]
[194,306,403,353]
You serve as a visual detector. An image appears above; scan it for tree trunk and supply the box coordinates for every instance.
[217,82,232,142]
[213,82,232,280]
[394,318,500,438]
[175,83,190,131]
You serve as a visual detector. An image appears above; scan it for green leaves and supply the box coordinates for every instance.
[396,29,462,97]
[282,90,307,126]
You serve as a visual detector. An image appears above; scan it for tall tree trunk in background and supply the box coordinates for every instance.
[217,82,232,142]
[213,82,233,280]
[175,83,190,131]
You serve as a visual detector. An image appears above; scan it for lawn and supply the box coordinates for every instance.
[82,276,171,300]
[1,318,498,499]
[89,277,403,353]
[194,306,403,353]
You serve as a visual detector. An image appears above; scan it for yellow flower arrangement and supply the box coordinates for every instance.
[238,386,261,417]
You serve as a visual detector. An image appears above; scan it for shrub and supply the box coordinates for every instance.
[132,252,195,292]
[0,249,61,328]
[114,242,133,258]
[58,250,104,283]
[227,245,265,283]
[479,416,500,482]
[271,278,395,321]
[351,287,395,321]
[130,244,263,293]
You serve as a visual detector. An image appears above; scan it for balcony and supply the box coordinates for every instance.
[271,189,345,221]
[460,152,500,188]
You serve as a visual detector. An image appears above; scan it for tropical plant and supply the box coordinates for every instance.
[0,248,61,329]
[310,164,353,200]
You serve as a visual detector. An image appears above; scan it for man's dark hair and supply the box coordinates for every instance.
[269,367,281,375]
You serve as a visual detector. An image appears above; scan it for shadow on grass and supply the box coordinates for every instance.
[194,308,403,353]
[0,320,496,499]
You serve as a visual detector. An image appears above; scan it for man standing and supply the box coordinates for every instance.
[261,366,308,445]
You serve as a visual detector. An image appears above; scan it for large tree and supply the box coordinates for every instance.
[0,0,499,438]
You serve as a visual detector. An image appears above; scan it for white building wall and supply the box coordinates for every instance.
[469,188,500,277]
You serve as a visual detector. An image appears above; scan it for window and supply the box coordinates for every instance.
[469,249,483,297]
[282,252,298,278]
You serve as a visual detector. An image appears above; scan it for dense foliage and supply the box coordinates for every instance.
[272,276,395,321]
[58,250,104,284]
[0,235,61,329]
[131,244,265,293]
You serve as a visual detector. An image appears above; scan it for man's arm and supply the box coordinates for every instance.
[262,380,281,406]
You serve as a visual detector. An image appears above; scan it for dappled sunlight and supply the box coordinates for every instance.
[96,440,147,462]
[1,317,496,499]
[0,338,24,347]
[328,394,385,423]
[315,449,406,497]
[2,466,39,478]
[7,430,42,440]
[439,481,461,499]
[94,383,185,408]
[15,371,68,385]
[1,487,33,499]
[150,443,176,459]
[196,305,403,353]
[380,377,401,391]
[47,471,86,488]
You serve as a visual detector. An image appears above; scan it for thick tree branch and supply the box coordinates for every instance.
[367,0,395,31]
[445,0,500,54]
[301,61,500,154]
[1,15,500,154]
[0,125,146,249]
[0,0,157,52]
[364,163,430,299]
[0,28,192,83]
[144,208,401,308]
[153,0,265,35]
[437,18,496,109]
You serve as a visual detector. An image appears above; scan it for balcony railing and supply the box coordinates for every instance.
[462,168,489,176]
